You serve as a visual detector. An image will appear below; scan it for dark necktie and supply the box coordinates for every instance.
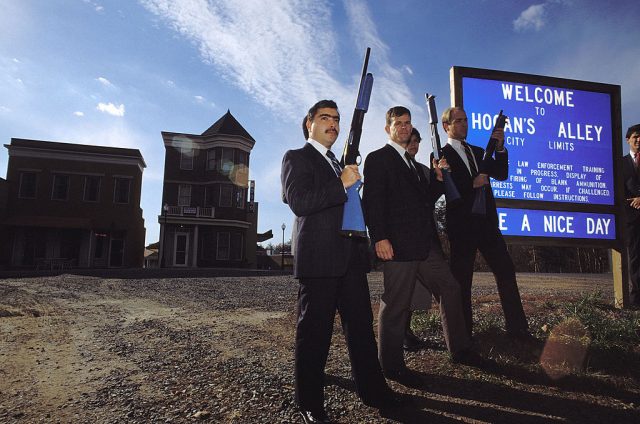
[404,152,422,182]
[326,150,342,177]
[635,152,640,168]
[461,141,478,176]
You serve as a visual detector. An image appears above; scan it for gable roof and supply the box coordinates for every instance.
[202,110,255,142]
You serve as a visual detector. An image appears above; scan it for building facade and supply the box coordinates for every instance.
[2,138,146,269]
[159,111,259,268]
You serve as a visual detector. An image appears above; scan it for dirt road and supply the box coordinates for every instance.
[0,272,637,423]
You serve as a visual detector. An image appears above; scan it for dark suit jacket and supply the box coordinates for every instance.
[622,154,640,224]
[442,143,508,238]
[362,144,442,261]
[282,143,369,279]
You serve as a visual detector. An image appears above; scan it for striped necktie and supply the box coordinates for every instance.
[326,150,342,176]
[461,141,478,176]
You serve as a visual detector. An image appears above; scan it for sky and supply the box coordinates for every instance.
[1,0,639,246]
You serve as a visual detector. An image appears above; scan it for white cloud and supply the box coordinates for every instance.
[194,95,204,102]
[403,65,414,76]
[139,0,420,154]
[96,102,125,117]
[140,0,344,119]
[514,4,547,32]
[73,111,85,117]
[96,76,113,87]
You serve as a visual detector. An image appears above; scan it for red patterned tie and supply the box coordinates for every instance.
[635,152,640,168]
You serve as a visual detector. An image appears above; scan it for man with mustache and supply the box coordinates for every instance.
[282,100,401,423]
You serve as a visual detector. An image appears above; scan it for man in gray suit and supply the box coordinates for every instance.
[362,106,480,386]
[282,100,400,423]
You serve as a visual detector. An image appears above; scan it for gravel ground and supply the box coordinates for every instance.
[0,272,638,423]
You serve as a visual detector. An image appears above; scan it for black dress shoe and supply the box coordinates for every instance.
[403,332,429,351]
[451,348,485,367]
[299,409,331,423]
[383,367,423,387]
[507,329,536,342]
[366,390,411,411]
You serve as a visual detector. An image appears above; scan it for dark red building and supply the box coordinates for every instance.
[1,138,146,269]
[159,110,259,268]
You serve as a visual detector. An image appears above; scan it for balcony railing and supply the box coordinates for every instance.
[166,205,215,218]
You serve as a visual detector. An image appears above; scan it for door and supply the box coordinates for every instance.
[174,232,189,266]
[109,239,125,267]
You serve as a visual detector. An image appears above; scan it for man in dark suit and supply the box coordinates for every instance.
[622,124,640,308]
[281,100,398,423]
[362,106,476,384]
[440,106,529,338]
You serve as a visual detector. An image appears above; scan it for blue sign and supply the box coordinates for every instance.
[496,208,615,240]
[462,77,614,206]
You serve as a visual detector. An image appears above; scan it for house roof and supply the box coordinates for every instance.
[8,138,145,159]
[202,110,255,142]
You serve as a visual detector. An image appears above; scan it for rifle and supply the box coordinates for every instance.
[472,110,507,215]
[425,94,461,206]
[339,47,373,237]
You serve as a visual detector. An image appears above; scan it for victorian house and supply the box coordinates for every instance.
[159,110,259,268]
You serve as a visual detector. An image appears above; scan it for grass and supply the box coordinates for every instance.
[410,291,640,377]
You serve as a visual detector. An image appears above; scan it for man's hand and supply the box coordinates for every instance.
[492,127,505,151]
[628,197,640,209]
[340,164,360,189]
[432,157,449,181]
[375,239,394,261]
[473,173,489,188]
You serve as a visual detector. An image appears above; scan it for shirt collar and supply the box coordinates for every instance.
[307,137,331,157]
[387,139,407,157]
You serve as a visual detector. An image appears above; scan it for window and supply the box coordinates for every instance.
[180,147,194,170]
[178,184,191,206]
[52,175,69,200]
[205,185,217,207]
[216,232,230,260]
[235,187,245,209]
[18,172,37,199]
[231,232,243,261]
[83,176,101,202]
[113,177,131,204]
[220,148,234,175]
[237,150,248,167]
[220,184,233,207]
[206,149,217,171]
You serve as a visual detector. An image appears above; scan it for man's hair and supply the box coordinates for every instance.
[626,124,640,139]
[302,115,309,139]
[441,106,464,124]
[385,106,411,126]
[307,99,339,122]
[410,127,421,142]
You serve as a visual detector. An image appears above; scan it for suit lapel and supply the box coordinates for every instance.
[443,144,469,179]
[302,142,335,180]
[383,144,424,191]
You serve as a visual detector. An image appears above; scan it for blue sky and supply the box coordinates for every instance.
[1,0,639,245]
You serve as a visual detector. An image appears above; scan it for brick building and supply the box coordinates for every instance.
[1,138,146,269]
[159,110,259,268]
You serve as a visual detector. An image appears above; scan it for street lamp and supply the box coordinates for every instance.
[161,203,168,268]
[281,223,286,270]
